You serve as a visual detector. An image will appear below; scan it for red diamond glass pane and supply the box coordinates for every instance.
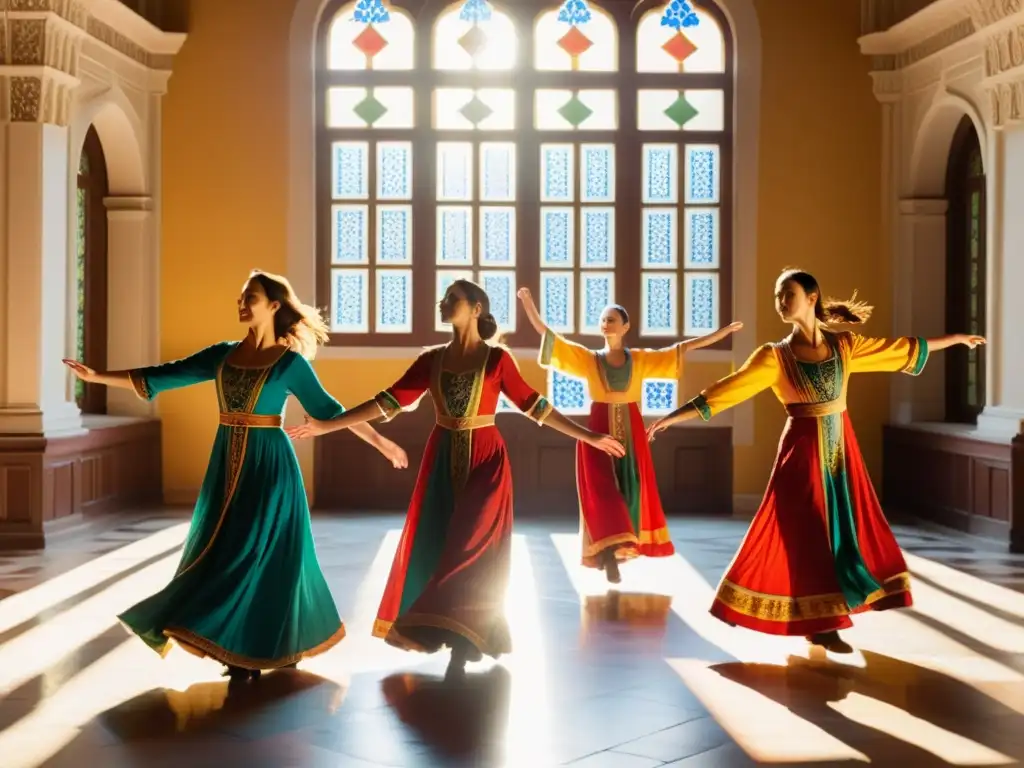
[662,30,697,63]
[557,26,593,58]
[353,25,389,59]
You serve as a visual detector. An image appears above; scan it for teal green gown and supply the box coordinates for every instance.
[118,341,347,670]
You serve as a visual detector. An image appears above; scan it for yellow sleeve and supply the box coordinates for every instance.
[847,333,929,375]
[633,345,684,380]
[687,344,779,421]
[538,329,594,379]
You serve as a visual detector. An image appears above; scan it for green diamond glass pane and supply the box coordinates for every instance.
[558,94,593,128]
[663,94,699,127]
[459,95,493,126]
[353,93,388,126]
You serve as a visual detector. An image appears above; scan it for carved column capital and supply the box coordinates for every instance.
[969,0,1024,30]
[0,3,89,125]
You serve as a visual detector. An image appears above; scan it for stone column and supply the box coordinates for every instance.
[104,196,157,418]
[0,4,88,436]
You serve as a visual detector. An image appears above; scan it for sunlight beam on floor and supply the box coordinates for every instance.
[0,553,179,696]
[0,523,188,635]
[906,551,1024,620]
[907,577,1024,654]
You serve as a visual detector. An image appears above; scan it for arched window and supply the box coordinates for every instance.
[75,126,109,415]
[945,116,986,424]
[314,0,735,411]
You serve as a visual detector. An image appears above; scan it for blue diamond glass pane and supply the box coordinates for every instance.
[378,271,410,330]
[481,143,515,201]
[541,145,573,202]
[333,206,367,263]
[643,145,676,204]
[438,208,472,264]
[377,207,410,263]
[438,143,472,201]
[378,143,412,199]
[481,208,514,265]
[660,0,699,29]
[481,272,513,328]
[581,145,613,202]
[688,276,715,332]
[643,209,676,267]
[642,380,678,414]
[550,370,588,412]
[332,143,367,199]
[685,208,717,266]
[541,273,571,330]
[458,0,493,22]
[352,0,390,24]
[644,274,675,333]
[686,145,719,203]
[557,0,593,25]
[582,275,611,330]
[332,270,367,331]
[541,209,572,266]
[582,209,613,267]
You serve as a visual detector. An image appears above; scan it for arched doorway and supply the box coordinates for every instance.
[76,125,109,415]
[944,117,985,424]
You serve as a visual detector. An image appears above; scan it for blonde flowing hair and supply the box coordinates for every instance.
[249,270,329,360]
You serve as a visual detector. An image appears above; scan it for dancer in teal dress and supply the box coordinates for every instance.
[63,269,407,682]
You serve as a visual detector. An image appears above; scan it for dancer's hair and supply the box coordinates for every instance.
[777,268,873,325]
[249,269,330,359]
[450,279,499,341]
[605,304,630,324]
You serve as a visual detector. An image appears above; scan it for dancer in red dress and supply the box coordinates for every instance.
[518,287,742,583]
[647,269,986,652]
[288,280,625,678]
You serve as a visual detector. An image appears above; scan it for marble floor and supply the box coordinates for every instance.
[3,511,1024,767]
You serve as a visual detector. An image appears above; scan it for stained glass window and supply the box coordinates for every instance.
[315,0,733,352]
[75,178,87,407]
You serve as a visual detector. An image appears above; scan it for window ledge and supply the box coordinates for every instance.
[82,414,156,430]
[890,420,1013,445]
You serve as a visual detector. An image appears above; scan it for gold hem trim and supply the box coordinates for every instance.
[582,532,640,559]
[716,572,911,623]
[162,624,346,670]
[373,612,503,657]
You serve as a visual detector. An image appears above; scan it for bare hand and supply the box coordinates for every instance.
[62,359,97,383]
[646,418,670,442]
[376,436,409,469]
[517,287,534,305]
[959,334,986,349]
[726,321,743,333]
[285,415,329,440]
[587,434,626,458]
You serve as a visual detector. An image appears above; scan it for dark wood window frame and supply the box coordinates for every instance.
[315,0,734,350]
[77,125,109,415]
[945,115,986,425]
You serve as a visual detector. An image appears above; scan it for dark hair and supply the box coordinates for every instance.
[249,270,330,359]
[777,268,873,325]
[605,304,630,324]
[451,279,498,341]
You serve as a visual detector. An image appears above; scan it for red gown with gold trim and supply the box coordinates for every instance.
[685,330,929,636]
[370,345,552,658]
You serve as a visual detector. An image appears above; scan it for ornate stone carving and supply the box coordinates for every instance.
[9,76,42,121]
[969,0,1023,30]
[11,19,46,66]
[989,79,1024,126]
[985,24,1024,75]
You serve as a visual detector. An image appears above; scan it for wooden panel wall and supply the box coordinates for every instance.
[315,403,733,517]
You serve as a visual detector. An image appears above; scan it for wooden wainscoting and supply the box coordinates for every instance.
[882,424,1012,539]
[315,402,733,517]
[0,418,162,549]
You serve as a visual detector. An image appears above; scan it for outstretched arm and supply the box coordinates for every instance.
[926,334,986,353]
[517,287,547,336]
[64,343,231,400]
[680,321,744,353]
[647,343,779,440]
[63,362,134,391]
[848,332,984,375]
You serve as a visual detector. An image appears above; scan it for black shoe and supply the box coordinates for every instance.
[806,631,853,654]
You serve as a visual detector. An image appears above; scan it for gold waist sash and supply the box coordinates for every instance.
[219,413,283,428]
[785,399,847,419]
[435,415,496,431]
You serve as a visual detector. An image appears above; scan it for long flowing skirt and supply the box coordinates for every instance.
[118,426,345,669]
[374,425,512,658]
[710,413,911,636]
[577,402,675,568]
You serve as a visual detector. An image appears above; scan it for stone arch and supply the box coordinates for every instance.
[910,90,987,197]
[69,87,147,196]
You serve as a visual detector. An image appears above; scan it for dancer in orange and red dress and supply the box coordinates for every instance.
[288,280,624,679]
[519,287,742,583]
[648,269,986,652]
